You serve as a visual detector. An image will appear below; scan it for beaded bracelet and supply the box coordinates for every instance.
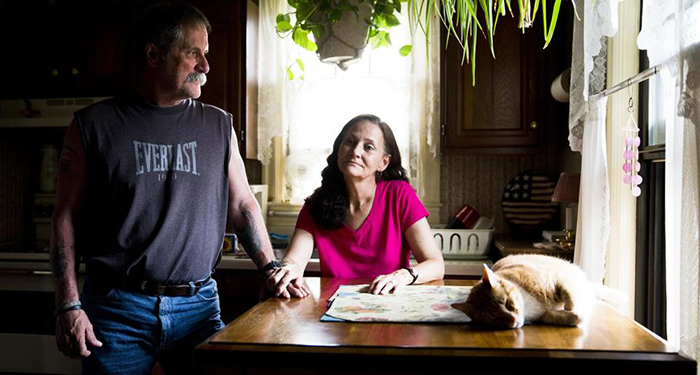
[54,301,82,317]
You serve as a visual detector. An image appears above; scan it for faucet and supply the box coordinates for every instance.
[467,234,479,253]
[449,233,461,253]
[433,233,444,251]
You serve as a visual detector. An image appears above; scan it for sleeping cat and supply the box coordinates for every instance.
[458,254,599,329]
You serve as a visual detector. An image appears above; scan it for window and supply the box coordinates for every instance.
[634,49,667,339]
[253,1,440,215]
[283,20,414,203]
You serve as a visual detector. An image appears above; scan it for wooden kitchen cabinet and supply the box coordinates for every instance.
[0,2,137,99]
[0,0,247,152]
[441,15,543,154]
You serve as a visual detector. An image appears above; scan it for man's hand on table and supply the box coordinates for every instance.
[265,263,311,299]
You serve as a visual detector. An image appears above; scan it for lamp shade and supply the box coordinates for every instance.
[551,172,580,204]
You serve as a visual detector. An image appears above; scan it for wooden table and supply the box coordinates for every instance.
[196,278,695,375]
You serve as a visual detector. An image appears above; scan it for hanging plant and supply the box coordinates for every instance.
[275,0,570,83]
[276,0,412,70]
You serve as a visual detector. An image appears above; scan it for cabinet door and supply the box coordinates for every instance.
[441,15,541,154]
[189,0,247,154]
[0,3,137,99]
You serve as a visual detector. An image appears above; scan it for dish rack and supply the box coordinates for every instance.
[431,228,494,259]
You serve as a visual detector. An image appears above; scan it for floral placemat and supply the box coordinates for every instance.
[322,284,472,323]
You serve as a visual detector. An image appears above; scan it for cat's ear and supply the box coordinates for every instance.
[482,264,499,286]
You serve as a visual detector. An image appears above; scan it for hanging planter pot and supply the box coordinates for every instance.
[276,0,405,71]
[312,1,372,70]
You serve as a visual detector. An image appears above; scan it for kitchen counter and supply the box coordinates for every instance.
[0,251,489,281]
[219,252,488,278]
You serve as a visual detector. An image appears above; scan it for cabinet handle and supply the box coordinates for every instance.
[529,121,538,130]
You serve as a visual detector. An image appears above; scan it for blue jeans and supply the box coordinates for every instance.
[81,275,225,375]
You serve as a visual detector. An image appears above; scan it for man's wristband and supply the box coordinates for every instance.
[54,301,82,317]
[261,260,282,274]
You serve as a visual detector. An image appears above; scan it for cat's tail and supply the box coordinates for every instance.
[591,283,629,304]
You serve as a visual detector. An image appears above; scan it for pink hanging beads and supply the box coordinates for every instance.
[622,111,642,197]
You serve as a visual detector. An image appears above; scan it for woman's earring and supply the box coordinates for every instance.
[376,170,383,178]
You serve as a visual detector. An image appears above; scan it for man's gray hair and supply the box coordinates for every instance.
[137,1,211,61]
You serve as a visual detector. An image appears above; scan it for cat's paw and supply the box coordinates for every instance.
[561,312,581,326]
[540,310,582,326]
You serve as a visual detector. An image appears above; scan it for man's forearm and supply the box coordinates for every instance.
[50,242,80,306]
[231,203,275,268]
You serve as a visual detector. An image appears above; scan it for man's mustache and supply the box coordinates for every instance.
[186,72,207,86]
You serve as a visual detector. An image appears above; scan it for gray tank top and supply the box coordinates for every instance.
[75,93,232,284]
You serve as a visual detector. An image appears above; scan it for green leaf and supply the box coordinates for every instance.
[296,58,305,71]
[385,14,401,27]
[276,13,290,24]
[276,21,293,33]
[399,44,412,56]
[329,9,343,23]
[286,67,294,81]
[543,0,562,48]
[293,28,318,51]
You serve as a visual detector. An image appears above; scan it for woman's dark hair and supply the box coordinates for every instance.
[137,1,211,67]
[305,114,408,229]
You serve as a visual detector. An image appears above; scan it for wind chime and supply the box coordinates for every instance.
[622,94,643,197]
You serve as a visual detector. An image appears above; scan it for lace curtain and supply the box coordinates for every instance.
[256,0,440,207]
[568,0,619,152]
[573,97,610,284]
[257,0,290,165]
[568,0,618,283]
[638,0,700,366]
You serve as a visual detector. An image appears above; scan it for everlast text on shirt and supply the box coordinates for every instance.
[133,141,199,176]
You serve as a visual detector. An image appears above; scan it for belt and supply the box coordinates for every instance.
[121,276,211,297]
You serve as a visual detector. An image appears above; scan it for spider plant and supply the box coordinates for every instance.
[409,0,567,84]
[276,0,568,85]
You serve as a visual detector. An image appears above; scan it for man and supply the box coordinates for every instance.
[50,2,282,373]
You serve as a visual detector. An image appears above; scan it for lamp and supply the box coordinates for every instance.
[551,172,580,245]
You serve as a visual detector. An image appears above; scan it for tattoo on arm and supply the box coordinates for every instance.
[58,146,77,175]
[50,245,71,277]
[235,210,263,258]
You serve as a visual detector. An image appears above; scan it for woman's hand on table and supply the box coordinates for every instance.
[369,269,412,295]
[266,263,311,299]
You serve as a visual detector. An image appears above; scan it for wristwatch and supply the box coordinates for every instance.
[404,267,419,285]
[261,260,282,273]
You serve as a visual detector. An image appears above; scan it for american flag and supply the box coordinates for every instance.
[502,173,557,227]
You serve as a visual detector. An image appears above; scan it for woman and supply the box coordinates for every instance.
[267,114,444,297]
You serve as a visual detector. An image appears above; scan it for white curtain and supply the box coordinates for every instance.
[257,0,291,165]
[406,13,441,206]
[573,97,610,284]
[638,0,700,367]
[568,0,619,152]
[256,0,440,205]
[568,0,618,283]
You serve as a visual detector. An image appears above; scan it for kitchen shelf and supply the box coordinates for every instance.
[0,117,72,128]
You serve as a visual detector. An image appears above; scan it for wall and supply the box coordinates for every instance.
[440,98,581,234]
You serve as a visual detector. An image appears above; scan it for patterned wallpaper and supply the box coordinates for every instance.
[440,145,581,235]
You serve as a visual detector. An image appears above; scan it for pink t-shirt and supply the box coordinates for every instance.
[295,180,429,278]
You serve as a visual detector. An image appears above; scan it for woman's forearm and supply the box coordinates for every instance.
[411,258,445,284]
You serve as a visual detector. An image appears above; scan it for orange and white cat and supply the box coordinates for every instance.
[459,254,598,329]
